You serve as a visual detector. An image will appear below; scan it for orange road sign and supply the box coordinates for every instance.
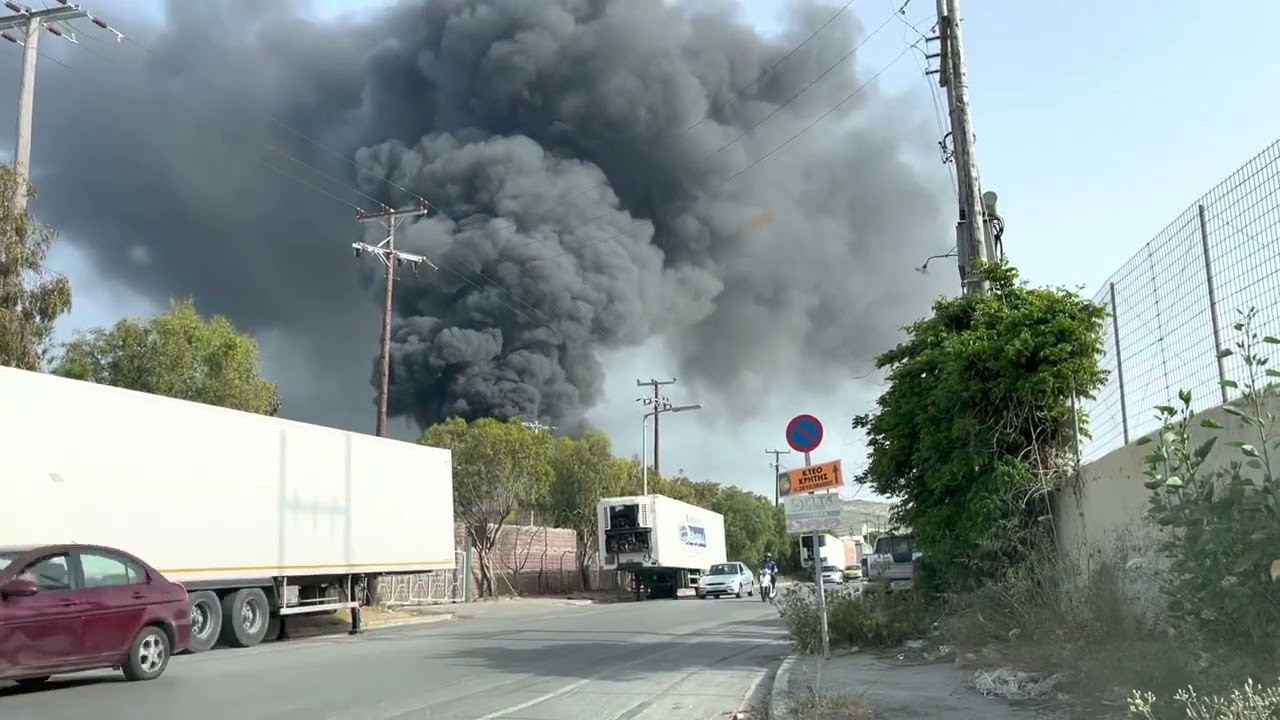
[779,459,843,497]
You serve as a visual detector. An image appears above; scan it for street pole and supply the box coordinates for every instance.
[636,377,676,476]
[804,449,830,660]
[641,412,649,495]
[766,448,791,505]
[929,0,993,296]
[354,201,433,437]
[0,3,102,211]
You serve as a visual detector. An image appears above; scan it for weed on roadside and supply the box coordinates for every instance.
[1127,678,1280,720]
[787,686,875,720]
[779,584,934,654]
[941,539,1196,710]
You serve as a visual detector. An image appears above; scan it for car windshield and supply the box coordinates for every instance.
[709,563,737,575]
[0,551,22,572]
[874,535,915,562]
[822,565,840,573]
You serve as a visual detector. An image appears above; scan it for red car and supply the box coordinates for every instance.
[0,543,192,687]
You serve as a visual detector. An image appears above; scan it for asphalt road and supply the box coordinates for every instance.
[0,597,790,719]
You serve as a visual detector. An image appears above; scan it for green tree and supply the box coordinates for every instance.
[710,486,789,570]
[423,417,553,598]
[52,298,281,415]
[852,262,1106,589]
[546,431,631,585]
[0,165,72,370]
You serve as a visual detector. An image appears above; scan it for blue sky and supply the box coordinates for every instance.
[22,0,1280,502]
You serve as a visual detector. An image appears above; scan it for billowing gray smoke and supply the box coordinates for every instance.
[2,0,948,432]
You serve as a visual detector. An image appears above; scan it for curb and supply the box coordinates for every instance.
[364,612,457,631]
[768,653,798,719]
[287,611,456,640]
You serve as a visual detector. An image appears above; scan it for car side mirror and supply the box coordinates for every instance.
[1,577,38,598]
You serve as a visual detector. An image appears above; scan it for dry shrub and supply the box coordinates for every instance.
[1128,679,1280,720]
[779,583,934,654]
[787,686,875,720]
[941,537,1197,705]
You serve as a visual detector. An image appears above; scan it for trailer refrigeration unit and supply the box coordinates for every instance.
[0,366,457,653]
[597,494,727,600]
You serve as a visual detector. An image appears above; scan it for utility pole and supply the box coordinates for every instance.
[635,378,676,477]
[354,201,433,437]
[926,0,1000,296]
[765,448,791,505]
[1,1,120,212]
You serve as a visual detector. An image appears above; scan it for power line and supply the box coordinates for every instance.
[514,21,930,270]
[1,0,122,211]
[687,0,861,133]
[927,0,999,296]
[354,202,434,438]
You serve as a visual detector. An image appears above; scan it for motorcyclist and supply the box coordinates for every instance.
[760,554,778,586]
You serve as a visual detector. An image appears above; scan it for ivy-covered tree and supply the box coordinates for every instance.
[53,298,281,415]
[0,165,72,370]
[852,262,1106,589]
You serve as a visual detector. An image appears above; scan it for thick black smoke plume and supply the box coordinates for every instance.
[3,0,948,431]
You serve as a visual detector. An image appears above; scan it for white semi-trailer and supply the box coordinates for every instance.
[799,533,844,569]
[0,366,456,652]
[597,494,726,600]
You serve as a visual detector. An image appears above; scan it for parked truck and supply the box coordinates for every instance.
[0,366,457,652]
[597,494,726,600]
[798,533,845,570]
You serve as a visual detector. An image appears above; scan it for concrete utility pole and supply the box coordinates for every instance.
[765,448,791,505]
[635,378,676,477]
[635,379,702,489]
[1,1,120,212]
[354,201,434,437]
[927,0,1000,296]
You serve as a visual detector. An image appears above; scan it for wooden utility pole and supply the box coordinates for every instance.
[765,448,791,505]
[0,2,118,301]
[354,201,433,437]
[927,0,999,296]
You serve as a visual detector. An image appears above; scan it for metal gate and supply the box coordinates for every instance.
[378,550,467,605]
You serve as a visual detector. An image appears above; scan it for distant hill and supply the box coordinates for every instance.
[836,497,895,537]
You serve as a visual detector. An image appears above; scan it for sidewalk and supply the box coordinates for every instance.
[774,651,1045,720]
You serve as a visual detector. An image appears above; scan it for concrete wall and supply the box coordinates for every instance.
[1055,397,1276,565]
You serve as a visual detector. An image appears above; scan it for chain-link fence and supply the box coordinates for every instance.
[1082,139,1280,461]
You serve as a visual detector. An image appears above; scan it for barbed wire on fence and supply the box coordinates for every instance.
[1082,138,1280,461]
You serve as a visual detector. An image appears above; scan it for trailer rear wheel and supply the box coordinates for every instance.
[186,591,222,653]
[219,588,270,648]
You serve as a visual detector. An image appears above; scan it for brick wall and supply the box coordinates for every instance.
[454,522,600,596]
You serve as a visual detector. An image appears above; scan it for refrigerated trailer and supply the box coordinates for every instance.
[597,494,726,600]
[799,533,844,569]
[0,366,456,652]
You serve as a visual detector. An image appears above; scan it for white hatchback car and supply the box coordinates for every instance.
[698,561,756,599]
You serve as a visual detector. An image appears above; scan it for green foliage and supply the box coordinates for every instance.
[544,431,631,579]
[422,417,795,592]
[1138,308,1280,681]
[53,298,281,415]
[852,261,1107,588]
[648,470,795,570]
[421,417,554,597]
[0,165,72,370]
[779,585,932,653]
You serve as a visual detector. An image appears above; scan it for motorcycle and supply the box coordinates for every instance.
[759,570,775,603]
